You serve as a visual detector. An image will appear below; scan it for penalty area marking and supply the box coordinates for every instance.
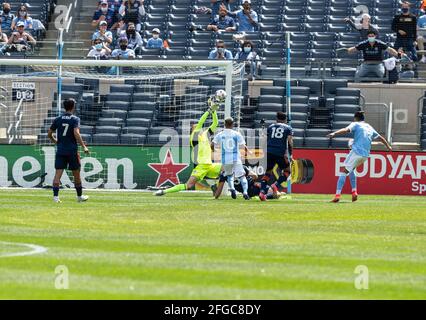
[0,241,48,258]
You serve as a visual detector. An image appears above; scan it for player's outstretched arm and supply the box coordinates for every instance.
[327,128,350,138]
[376,135,393,151]
[74,128,90,154]
[208,110,219,133]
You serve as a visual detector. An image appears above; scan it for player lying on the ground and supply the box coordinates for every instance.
[327,111,392,203]
[259,112,294,201]
[214,166,281,200]
[155,92,225,196]
[47,98,90,203]
[212,117,252,200]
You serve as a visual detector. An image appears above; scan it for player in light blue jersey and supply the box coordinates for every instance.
[328,111,392,203]
[213,117,251,200]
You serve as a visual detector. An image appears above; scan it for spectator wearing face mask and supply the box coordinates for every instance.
[120,22,142,55]
[208,39,233,60]
[0,2,15,31]
[416,10,426,63]
[344,13,379,40]
[346,30,398,80]
[119,0,145,32]
[92,21,113,47]
[112,38,135,59]
[234,40,260,80]
[391,1,417,60]
[11,4,32,31]
[221,0,258,33]
[207,6,236,32]
[87,38,111,59]
[92,0,120,30]
[146,28,164,49]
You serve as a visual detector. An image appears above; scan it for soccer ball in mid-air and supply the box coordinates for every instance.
[215,90,227,103]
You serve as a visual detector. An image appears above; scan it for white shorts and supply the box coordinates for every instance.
[344,150,368,173]
[223,162,245,178]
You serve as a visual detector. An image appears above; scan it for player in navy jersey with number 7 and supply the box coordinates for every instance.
[48,98,90,203]
[259,112,294,201]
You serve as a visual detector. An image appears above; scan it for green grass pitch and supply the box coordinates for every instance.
[0,189,425,300]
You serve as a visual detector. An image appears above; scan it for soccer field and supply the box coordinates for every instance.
[0,189,425,300]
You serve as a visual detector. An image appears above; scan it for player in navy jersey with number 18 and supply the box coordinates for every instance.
[48,99,90,203]
[259,112,294,201]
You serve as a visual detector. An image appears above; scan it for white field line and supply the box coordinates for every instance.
[0,241,48,258]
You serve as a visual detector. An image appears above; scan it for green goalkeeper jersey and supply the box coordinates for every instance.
[190,110,219,165]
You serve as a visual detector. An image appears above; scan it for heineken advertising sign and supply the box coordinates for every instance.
[0,145,194,189]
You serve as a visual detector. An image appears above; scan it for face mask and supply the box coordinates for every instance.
[95,43,103,50]
[3,8,10,14]
[101,7,108,13]
[244,47,251,53]
[217,48,224,54]
[152,34,159,39]
[402,8,409,14]
[368,37,376,43]
[19,11,26,17]
[120,45,128,50]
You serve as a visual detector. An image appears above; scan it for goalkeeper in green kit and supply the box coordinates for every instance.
[154,90,226,196]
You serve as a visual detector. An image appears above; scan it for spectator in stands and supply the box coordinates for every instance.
[345,14,379,40]
[101,0,123,13]
[210,0,235,17]
[234,40,260,80]
[208,39,233,60]
[87,38,111,59]
[0,2,15,31]
[207,6,236,32]
[11,4,32,31]
[222,0,258,32]
[92,0,120,30]
[119,0,145,32]
[3,21,36,54]
[417,10,426,63]
[0,25,8,55]
[120,22,142,55]
[112,37,135,59]
[146,28,164,49]
[92,21,113,47]
[346,30,398,80]
[392,1,418,60]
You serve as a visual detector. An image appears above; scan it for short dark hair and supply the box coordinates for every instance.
[63,98,76,112]
[225,117,234,128]
[277,112,287,121]
[354,111,365,121]
[241,40,254,49]
[367,29,378,36]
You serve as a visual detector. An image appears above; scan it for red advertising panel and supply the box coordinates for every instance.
[292,149,426,196]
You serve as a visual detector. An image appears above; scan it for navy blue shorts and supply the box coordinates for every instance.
[266,153,290,172]
[55,153,81,171]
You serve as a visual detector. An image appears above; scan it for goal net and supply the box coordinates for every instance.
[0,59,246,190]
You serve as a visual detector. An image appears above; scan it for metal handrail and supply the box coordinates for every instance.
[363,102,392,142]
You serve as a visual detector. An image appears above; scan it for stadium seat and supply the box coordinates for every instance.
[122,127,149,136]
[293,136,304,148]
[334,105,361,114]
[97,118,124,127]
[104,101,130,111]
[304,137,330,148]
[95,126,121,135]
[131,101,157,111]
[128,110,154,119]
[305,129,330,137]
[93,134,119,145]
[101,109,127,120]
[109,84,135,94]
[127,118,152,127]
[120,134,146,145]
[107,93,131,103]
[333,113,355,122]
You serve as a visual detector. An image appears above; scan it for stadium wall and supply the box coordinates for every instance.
[1,145,425,196]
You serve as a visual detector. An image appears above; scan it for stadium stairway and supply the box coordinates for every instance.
[38,0,96,59]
